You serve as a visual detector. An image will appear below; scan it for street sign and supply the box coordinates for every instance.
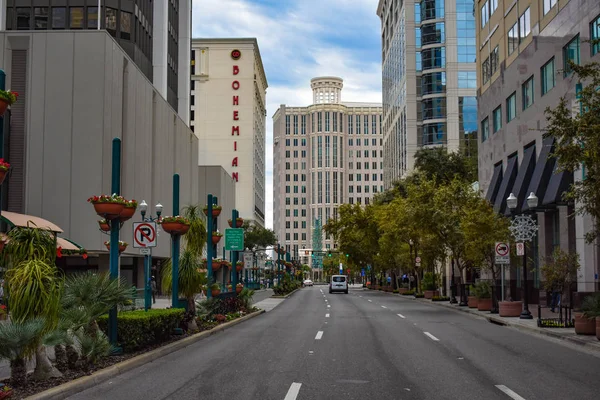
[361,268,365,276]
[133,222,157,248]
[495,242,510,264]
[516,242,525,256]
[225,228,244,251]
[243,252,253,267]
[415,257,421,263]
[139,248,151,255]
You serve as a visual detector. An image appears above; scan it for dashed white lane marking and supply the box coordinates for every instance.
[325,313,330,318]
[327,304,331,308]
[397,314,406,318]
[423,332,439,342]
[381,306,387,309]
[368,300,372,302]
[359,295,363,297]
[495,385,527,400]
[284,382,302,400]
[315,331,324,340]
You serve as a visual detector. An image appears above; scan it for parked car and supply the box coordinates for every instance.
[329,275,348,294]
[303,279,313,287]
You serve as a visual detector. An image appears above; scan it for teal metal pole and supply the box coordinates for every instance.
[109,138,121,347]
[171,174,180,308]
[0,70,6,228]
[212,197,218,289]
[231,209,238,294]
[206,194,213,299]
[144,252,151,311]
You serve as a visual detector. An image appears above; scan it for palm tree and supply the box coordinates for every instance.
[161,204,207,331]
[3,225,63,380]
[0,318,46,386]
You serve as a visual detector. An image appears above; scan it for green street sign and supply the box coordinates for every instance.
[225,228,244,251]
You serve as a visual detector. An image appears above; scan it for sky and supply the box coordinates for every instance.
[191,0,383,229]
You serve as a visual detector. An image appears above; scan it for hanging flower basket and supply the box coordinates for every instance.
[203,205,222,217]
[212,231,223,244]
[210,284,221,297]
[88,194,126,219]
[211,259,222,271]
[0,159,10,185]
[222,261,232,269]
[228,217,244,228]
[0,89,18,117]
[160,216,190,235]
[236,283,244,294]
[104,241,128,253]
[119,199,138,222]
[236,261,244,272]
[98,219,110,232]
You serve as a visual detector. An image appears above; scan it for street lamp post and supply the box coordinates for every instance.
[139,200,162,311]
[507,192,539,320]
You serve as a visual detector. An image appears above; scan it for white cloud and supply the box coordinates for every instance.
[192,0,383,229]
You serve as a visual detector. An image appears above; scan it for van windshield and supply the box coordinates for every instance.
[333,276,346,282]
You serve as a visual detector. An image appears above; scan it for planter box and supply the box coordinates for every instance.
[424,290,439,299]
[574,313,596,335]
[477,298,492,311]
[467,296,478,308]
[499,301,522,317]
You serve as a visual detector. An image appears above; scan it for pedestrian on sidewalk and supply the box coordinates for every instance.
[151,276,157,304]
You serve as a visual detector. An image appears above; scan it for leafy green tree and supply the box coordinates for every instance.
[544,54,600,243]
[242,221,277,251]
[414,147,477,185]
[540,248,580,299]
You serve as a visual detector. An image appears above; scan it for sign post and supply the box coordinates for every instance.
[516,242,525,256]
[494,242,510,302]
[133,222,158,311]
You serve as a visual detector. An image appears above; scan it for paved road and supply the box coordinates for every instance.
[68,287,600,400]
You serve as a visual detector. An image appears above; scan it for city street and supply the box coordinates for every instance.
[68,287,600,400]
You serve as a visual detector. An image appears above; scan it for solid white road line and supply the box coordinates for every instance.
[381,306,387,309]
[397,313,406,319]
[495,385,527,400]
[284,382,302,400]
[423,332,440,342]
[315,331,324,340]
[325,313,330,318]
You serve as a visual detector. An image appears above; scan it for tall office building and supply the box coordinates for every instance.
[273,77,383,263]
[477,0,599,296]
[1,0,191,121]
[377,0,478,188]
[191,38,268,227]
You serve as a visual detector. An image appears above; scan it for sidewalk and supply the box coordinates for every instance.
[370,289,600,354]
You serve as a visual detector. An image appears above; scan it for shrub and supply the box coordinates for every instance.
[431,296,450,302]
[393,289,399,293]
[273,275,301,296]
[401,291,415,296]
[414,293,425,298]
[97,308,185,351]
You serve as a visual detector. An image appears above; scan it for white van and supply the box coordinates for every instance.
[329,275,348,294]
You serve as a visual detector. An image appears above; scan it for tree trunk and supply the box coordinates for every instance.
[186,297,198,332]
[32,345,62,381]
[66,344,79,370]
[54,344,68,373]
[414,269,421,293]
[10,357,27,387]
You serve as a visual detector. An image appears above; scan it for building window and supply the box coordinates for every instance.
[481,1,489,28]
[543,0,557,16]
[421,22,445,46]
[325,112,330,132]
[421,47,446,70]
[34,7,49,30]
[422,123,446,146]
[482,56,490,84]
[541,58,555,95]
[121,12,132,40]
[592,15,600,56]
[105,7,117,35]
[508,22,518,55]
[519,8,531,42]
[481,117,489,142]
[422,72,446,94]
[87,7,99,29]
[421,0,445,21]
[52,7,66,29]
[16,8,31,30]
[522,76,534,110]
[493,106,502,133]
[490,46,499,76]
[457,71,476,89]
[318,112,322,131]
[563,35,580,77]
[70,7,84,29]
[285,115,290,135]
[506,92,517,122]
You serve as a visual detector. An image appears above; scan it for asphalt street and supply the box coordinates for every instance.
[67,287,600,400]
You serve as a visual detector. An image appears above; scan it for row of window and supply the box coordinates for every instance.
[348,197,374,205]
[481,0,499,28]
[348,185,380,194]
[284,172,382,182]
[285,113,382,135]
[348,162,381,171]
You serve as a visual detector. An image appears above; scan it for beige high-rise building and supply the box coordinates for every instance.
[273,77,383,263]
[191,38,268,226]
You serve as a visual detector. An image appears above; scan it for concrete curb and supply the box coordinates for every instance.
[396,294,600,354]
[271,287,302,299]
[26,310,265,400]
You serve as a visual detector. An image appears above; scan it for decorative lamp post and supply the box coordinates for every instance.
[507,191,538,320]
[139,200,162,311]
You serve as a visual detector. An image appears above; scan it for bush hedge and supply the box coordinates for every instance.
[431,296,450,302]
[97,308,185,351]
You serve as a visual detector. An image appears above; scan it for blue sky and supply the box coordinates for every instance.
[192,0,383,228]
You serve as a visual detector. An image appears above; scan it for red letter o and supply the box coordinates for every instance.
[232,81,240,90]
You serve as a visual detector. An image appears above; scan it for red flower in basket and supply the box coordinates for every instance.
[0,158,9,185]
[88,194,126,220]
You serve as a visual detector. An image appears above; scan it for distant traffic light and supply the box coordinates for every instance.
[328,251,332,257]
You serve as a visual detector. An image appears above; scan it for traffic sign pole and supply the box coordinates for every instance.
[231,209,239,294]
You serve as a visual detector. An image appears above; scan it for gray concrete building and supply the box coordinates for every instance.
[1,0,192,122]
[273,77,383,264]
[0,30,234,288]
[377,0,478,188]
[476,0,599,298]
